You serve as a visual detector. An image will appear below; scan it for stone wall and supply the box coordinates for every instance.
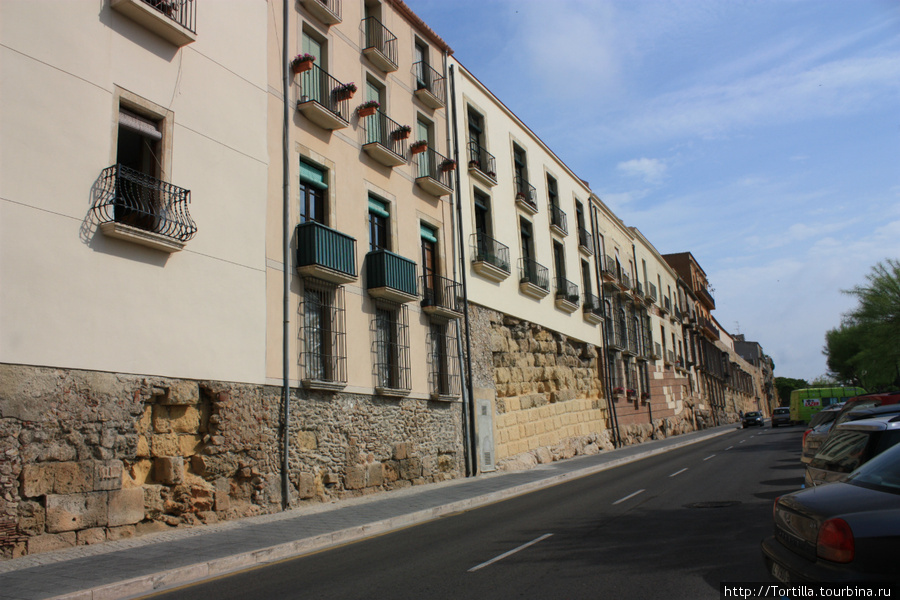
[0,364,463,559]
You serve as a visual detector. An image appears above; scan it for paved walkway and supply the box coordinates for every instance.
[0,425,737,600]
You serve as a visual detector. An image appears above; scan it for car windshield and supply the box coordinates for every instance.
[809,430,872,473]
[847,441,900,494]
[745,412,760,418]
[835,401,882,427]
[808,410,836,428]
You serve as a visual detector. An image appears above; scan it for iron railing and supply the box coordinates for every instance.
[514,175,537,211]
[663,296,672,313]
[519,257,549,291]
[619,271,631,290]
[366,250,417,298]
[653,342,662,359]
[306,0,341,22]
[94,164,196,242]
[467,141,497,182]
[549,204,568,235]
[144,0,196,34]
[416,147,454,190]
[608,319,625,350]
[578,226,593,254]
[602,255,617,279]
[422,274,462,315]
[428,321,460,397]
[300,281,347,384]
[555,277,579,306]
[647,281,658,302]
[372,302,411,392]
[583,293,604,318]
[363,16,397,69]
[297,64,351,124]
[362,110,407,160]
[413,61,446,104]
[634,281,644,297]
[666,350,676,365]
[296,221,357,280]
[471,233,510,274]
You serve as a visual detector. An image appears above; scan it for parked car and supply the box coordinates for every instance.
[800,406,844,464]
[803,402,900,465]
[772,406,792,428]
[762,441,900,583]
[742,411,764,428]
[804,414,900,488]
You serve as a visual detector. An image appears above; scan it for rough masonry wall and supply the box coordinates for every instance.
[0,364,463,559]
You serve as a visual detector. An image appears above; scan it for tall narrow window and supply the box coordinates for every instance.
[368,196,389,252]
[373,302,410,392]
[299,161,327,224]
[429,321,459,398]
[421,223,438,305]
[414,41,429,89]
[553,241,566,284]
[115,107,164,231]
[301,280,346,386]
[520,218,534,263]
[513,144,527,190]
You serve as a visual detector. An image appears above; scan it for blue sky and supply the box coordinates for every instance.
[405,0,900,382]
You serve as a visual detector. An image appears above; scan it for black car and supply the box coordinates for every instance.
[742,411,764,428]
[762,441,900,583]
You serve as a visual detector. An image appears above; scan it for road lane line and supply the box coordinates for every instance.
[669,468,688,478]
[739,440,746,444]
[468,533,554,572]
[612,489,646,505]
[703,454,716,461]
[725,446,734,450]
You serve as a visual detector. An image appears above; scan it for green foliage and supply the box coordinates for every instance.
[775,377,809,406]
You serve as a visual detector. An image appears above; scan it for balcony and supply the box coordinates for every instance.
[607,323,625,351]
[518,258,549,300]
[661,296,671,314]
[415,147,453,197]
[295,221,357,285]
[578,226,593,255]
[646,281,657,303]
[301,0,341,25]
[514,176,538,214]
[413,62,446,109]
[467,142,497,187]
[470,233,510,282]
[554,277,579,313]
[618,271,632,291]
[601,255,617,282]
[700,316,720,340]
[549,204,568,236]
[296,66,351,130]
[93,164,196,253]
[366,250,417,303]
[583,293,604,325]
[698,283,716,310]
[422,274,463,321]
[362,110,407,167]
[634,280,644,299]
[111,0,196,46]
[665,350,675,366]
[362,17,398,72]
[651,342,662,360]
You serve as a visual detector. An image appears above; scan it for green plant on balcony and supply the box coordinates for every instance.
[410,139,428,154]
[332,81,357,100]
[357,100,380,117]
[392,124,412,140]
[439,159,457,172]
[291,53,316,74]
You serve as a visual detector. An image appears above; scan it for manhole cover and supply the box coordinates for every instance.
[685,501,742,509]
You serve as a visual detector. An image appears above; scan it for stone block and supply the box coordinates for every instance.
[150,434,180,457]
[159,381,200,405]
[366,462,383,487]
[392,443,408,460]
[27,532,76,554]
[169,406,202,433]
[17,500,46,536]
[154,456,184,485]
[136,435,151,458]
[22,462,94,497]
[345,466,366,490]
[77,527,107,546]
[45,492,108,533]
[296,430,317,450]
[178,434,202,456]
[108,488,144,526]
[296,472,315,499]
[107,525,136,541]
[399,457,422,481]
[94,460,123,491]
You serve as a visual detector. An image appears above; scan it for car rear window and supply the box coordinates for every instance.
[808,410,836,427]
[774,408,790,415]
[810,430,872,473]
[849,442,900,494]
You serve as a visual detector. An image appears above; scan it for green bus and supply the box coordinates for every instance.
[789,387,867,423]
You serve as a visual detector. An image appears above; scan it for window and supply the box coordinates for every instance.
[468,108,485,152]
[373,302,410,393]
[547,175,559,209]
[421,223,438,303]
[514,144,528,188]
[581,260,592,298]
[428,321,460,398]
[474,190,492,238]
[520,218,534,263]
[553,241,566,284]
[414,41,429,89]
[299,161,327,224]
[300,280,346,387]
[368,196,390,252]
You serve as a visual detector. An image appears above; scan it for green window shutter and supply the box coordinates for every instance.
[368,197,389,218]
[300,162,327,190]
[420,224,437,243]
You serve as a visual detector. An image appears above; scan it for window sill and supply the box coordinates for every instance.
[99,222,186,253]
[302,379,347,392]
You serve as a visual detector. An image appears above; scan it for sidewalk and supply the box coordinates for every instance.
[0,425,737,600]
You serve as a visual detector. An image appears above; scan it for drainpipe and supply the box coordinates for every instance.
[591,203,620,448]
[448,63,478,476]
[281,0,292,510]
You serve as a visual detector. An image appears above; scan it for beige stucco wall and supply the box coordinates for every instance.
[0,1,269,383]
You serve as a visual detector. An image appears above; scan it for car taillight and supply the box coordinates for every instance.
[817,518,854,563]
[802,429,811,446]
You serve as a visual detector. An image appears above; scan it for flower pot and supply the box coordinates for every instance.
[392,130,411,140]
[292,59,314,75]
[333,89,355,101]
[358,106,377,117]
[410,145,427,155]
[440,163,456,173]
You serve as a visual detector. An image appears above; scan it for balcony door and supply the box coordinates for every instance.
[302,32,324,102]
[366,80,384,144]
[421,224,438,305]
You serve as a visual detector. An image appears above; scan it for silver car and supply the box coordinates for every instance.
[804,414,900,487]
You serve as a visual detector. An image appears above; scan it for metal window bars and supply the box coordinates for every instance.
[297,64,352,123]
[144,0,196,33]
[471,232,510,274]
[467,141,497,181]
[362,110,408,159]
[416,146,454,190]
[372,302,411,392]
[299,280,347,384]
[427,321,460,398]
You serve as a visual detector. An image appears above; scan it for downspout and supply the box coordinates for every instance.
[281,0,292,510]
[448,63,478,476]
[633,244,653,428]
[591,203,620,448]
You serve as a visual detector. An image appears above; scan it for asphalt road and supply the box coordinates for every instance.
[144,424,806,600]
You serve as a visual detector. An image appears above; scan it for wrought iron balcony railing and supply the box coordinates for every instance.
[519,257,549,291]
[422,274,463,318]
[93,164,197,242]
[602,255,617,279]
[583,293,604,319]
[471,233,510,274]
[366,249,417,302]
[362,16,398,71]
[413,61,446,108]
[302,0,341,24]
[295,221,357,283]
[665,350,676,365]
[634,281,644,296]
[467,141,497,184]
[578,226,593,254]
[297,64,351,125]
[555,277,579,306]
[619,271,631,290]
[647,281,658,302]
[549,204,568,235]
[144,0,196,33]
[415,147,454,193]
[514,175,537,212]
[652,342,662,359]
[362,110,407,162]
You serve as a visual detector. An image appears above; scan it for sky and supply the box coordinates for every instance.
[404,0,900,382]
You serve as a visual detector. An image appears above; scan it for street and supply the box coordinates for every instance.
[145,424,805,600]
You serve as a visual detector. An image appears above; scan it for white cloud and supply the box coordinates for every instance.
[616,158,667,184]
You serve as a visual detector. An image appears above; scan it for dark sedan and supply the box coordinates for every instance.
[762,441,900,583]
[742,411,764,428]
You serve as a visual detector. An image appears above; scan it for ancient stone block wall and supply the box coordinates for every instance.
[0,364,463,559]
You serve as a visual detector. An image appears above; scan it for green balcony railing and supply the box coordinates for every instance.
[296,221,357,280]
[366,249,417,299]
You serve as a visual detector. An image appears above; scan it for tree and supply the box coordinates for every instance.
[775,377,809,407]
[824,321,866,387]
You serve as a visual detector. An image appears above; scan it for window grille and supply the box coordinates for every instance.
[372,302,411,392]
[427,321,460,398]
[299,280,346,384]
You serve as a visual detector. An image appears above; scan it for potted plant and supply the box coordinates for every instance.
[392,124,412,140]
[332,82,357,101]
[291,53,316,74]
[641,392,650,401]
[627,389,637,398]
[613,387,625,395]
[357,100,380,117]
[409,140,428,155]
[439,159,457,172]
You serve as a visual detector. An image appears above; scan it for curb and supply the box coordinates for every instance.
[50,427,737,600]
